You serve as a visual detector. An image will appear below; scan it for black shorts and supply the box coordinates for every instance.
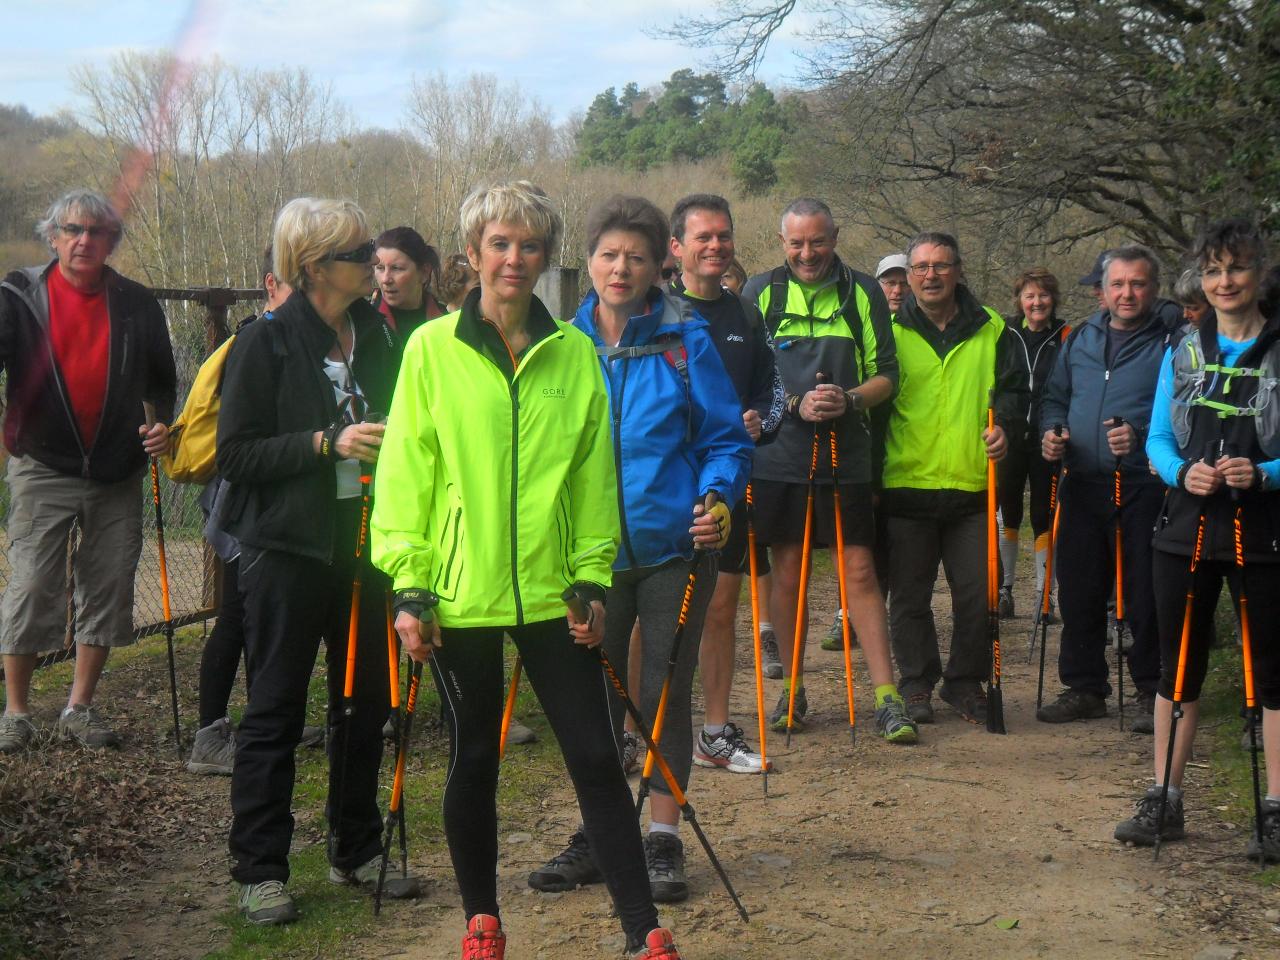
[751,479,875,549]
[718,500,772,576]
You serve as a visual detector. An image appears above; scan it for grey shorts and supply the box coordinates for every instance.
[1,456,144,655]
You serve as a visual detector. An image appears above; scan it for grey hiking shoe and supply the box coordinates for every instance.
[1115,786,1185,846]
[57,704,120,749]
[1036,688,1107,724]
[238,879,299,925]
[769,686,807,732]
[644,832,688,903]
[0,712,36,753]
[820,610,846,651]
[528,830,603,892]
[761,626,783,679]
[904,692,935,724]
[299,724,326,749]
[939,683,987,725]
[621,730,642,775]
[875,696,919,744]
[1246,798,1280,865]
[329,855,423,899]
[186,717,235,775]
[998,587,1015,619]
[693,721,769,773]
[1128,690,1156,735]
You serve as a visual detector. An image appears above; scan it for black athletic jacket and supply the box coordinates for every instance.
[216,289,401,562]
[0,260,176,482]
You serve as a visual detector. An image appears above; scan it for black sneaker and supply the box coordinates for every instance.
[998,587,1015,619]
[1036,688,1108,723]
[768,686,807,732]
[939,683,987,725]
[904,691,935,724]
[1128,690,1156,735]
[528,830,603,892]
[1115,786,1185,846]
[761,627,783,680]
[644,832,688,903]
[1245,798,1280,864]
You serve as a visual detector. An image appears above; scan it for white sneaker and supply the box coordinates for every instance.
[692,721,770,774]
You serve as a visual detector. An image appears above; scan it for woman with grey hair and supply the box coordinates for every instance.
[1173,266,1212,329]
[371,181,684,959]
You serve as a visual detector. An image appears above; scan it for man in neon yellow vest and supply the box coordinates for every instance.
[881,232,1029,725]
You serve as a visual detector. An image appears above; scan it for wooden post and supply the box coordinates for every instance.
[534,266,580,320]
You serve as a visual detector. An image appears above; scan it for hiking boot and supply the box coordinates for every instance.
[1128,690,1156,735]
[186,717,235,775]
[527,830,602,891]
[1114,786,1185,846]
[998,587,1015,619]
[633,927,682,959]
[875,695,919,744]
[238,879,299,925]
[329,854,423,899]
[904,692,935,724]
[57,704,120,749]
[768,686,807,732]
[1245,798,1280,865]
[462,913,505,960]
[761,626,783,679]
[939,683,987,725]
[0,712,36,753]
[820,610,851,651]
[621,729,642,775]
[299,724,326,749]
[644,832,688,902]
[505,719,537,744]
[693,721,770,773]
[1036,688,1107,724]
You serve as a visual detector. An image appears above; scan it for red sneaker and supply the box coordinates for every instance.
[462,913,505,960]
[633,927,682,959]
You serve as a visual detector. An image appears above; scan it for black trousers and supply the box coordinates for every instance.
[229,500,389,883]
[1055,475,1161,698]
[430,618,658,950]
[1153,549,1280,708]
[997,441,1056,536]
[198,556,246,728]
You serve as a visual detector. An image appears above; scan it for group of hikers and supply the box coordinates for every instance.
[1,182,1278,960]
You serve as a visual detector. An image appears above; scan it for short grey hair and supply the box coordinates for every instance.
[780,197,834,232]
[1102,244,1161,290]
[36,189,123,251]
[906,231,962,266]
[1173,267,1208,306]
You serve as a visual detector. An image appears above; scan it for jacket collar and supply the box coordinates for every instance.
[575,285,694,347]
[895,284,990,338]
[453,285,559,357]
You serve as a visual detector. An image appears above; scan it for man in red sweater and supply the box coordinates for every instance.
[0,189,176,752]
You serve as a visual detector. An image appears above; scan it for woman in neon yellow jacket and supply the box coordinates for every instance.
[370,181,683,960]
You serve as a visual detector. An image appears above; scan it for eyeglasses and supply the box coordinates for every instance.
[908,262,955,277]
[57,222,120,241]
[1200,264,1255,281]
[324,240,376,264]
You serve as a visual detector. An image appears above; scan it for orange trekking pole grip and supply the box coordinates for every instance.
[565,588,749,923]
[986,395,1007,734]
[786,424,821,747]
[829,428,857,744]
[745,483,769,795]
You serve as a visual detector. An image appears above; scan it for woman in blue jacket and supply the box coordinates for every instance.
[528,195,751,904]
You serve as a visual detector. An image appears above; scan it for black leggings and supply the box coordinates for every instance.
[429,618,658,950]
[1153,550,1280,708]
[198,556,246,728]
[997,440,1056,536]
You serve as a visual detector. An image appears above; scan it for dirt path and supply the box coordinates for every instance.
[58,568,1280,959]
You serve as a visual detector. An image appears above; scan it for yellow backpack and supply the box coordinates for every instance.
[159,333,237,484]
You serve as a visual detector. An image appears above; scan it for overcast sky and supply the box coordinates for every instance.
[5,0,815,128]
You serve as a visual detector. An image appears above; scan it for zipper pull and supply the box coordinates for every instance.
[1105,368,1111,381]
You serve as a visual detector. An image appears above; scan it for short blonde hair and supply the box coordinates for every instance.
[459,180,560,259]
[272,197,370,290]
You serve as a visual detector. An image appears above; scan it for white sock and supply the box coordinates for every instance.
[648,821,679,837]
[1165,785,1183,801]
[759,621,773,634]
[1266,794,1280,804]
[704,723,726,737]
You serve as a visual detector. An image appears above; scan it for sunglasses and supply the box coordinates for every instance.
[58,222,120,241]
[325,240,376,264]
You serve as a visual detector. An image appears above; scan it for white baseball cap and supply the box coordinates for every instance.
[875,254,908,278]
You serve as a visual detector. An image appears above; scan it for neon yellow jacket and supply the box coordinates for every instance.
[371,294,618,627]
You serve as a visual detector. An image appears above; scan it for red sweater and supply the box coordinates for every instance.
[47,266,110,447]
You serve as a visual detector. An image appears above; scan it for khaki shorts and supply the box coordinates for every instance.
[1,456,143,655]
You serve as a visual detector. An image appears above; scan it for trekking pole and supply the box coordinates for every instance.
[1155,502,1208,861]
[635,492,717,821]
[384,594,409,879]
[745,482,769,796]
[1110,415,1127,731]
[1036,458,1065,713]
[499,656,522,760]
[986,394,1007,734]
[1028,425,1064,664]
[374,657,423,914]
[566,589,750,923]
[144,405,182,758]
[786,423,821,747]
[829,427,857,744]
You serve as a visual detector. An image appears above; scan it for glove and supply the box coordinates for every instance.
[706,499,731,550]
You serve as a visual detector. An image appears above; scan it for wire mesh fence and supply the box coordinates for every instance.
[0,287,262,672]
